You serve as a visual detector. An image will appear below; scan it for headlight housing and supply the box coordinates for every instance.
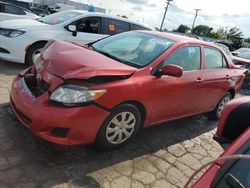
[0,28,25,38]
[50,85,106,106]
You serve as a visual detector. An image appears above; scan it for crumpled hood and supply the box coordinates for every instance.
[37,40,137,80]
[0,19,45,29]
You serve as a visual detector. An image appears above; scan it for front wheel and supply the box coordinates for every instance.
[208,92,232,120]
[25,42,47,66]
[94,104,141,151]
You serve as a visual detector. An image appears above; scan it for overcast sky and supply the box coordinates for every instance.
[88,0,250,38]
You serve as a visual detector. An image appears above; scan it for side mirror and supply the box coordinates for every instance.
[68,25,77,36]
[159,64,183,77]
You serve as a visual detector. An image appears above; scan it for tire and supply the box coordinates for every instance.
[208,92,232,120]
[25,42,47,66]
[94,104,141,151]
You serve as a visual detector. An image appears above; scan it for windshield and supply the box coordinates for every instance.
[92,32,175,68]
[37,11,82,25]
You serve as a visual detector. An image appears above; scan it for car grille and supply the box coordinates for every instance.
[23,74,50,97]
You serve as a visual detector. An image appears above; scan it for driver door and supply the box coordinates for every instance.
[66,17,108,45]
[151,45,205,123]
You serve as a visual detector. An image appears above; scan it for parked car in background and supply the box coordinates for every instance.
[193,97,250,188]
[30,7,50,17]
[0,10,151,65]
[0,0,30,10]
[0,1,39,22]
[221,47,250,69]
[232,47,250,56]
[10,31,245,150]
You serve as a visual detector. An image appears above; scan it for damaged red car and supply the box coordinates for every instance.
[10,31,245,150]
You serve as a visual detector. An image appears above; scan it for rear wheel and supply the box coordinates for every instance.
[208,92,232,120]
[94,104,141,151]
[25,42,47,66]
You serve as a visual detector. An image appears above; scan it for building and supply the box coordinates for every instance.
[32,0,106,13]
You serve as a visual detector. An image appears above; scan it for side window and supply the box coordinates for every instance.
[214,148,250,188]
[205,48,225,69]
[75,17,101,34]
[4,5,25,15]
[104,18,130,35]
[131,24,150,31]
[163,46,201,71]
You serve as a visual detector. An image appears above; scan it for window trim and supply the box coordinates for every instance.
[159,45,202,72]
[211,141,250,187]
[203,46,229,69]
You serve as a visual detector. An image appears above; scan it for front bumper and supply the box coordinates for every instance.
[10,72,110,145]
[0,34,33,63]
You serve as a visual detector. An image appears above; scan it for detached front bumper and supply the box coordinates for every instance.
[10,71,110,145]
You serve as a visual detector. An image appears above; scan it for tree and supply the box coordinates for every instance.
[216,27,227,39]
[174,24,190,34]
[192,25,213,37]
[227,27,243,38]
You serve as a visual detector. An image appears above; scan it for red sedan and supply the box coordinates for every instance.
[10,31,245,150]
[193,97,250,188]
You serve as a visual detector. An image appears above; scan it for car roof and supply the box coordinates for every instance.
[67,10,152,30]
[138,30,213,45]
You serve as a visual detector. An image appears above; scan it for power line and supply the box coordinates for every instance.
[160,0,173,31]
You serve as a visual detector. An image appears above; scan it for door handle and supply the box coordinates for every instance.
[196,78,203,83]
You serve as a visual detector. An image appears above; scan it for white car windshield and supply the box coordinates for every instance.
[37,11,82,25]
[92,32,175,68]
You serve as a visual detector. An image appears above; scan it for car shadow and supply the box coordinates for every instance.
[0,103,217,187]
[0,60,27,76]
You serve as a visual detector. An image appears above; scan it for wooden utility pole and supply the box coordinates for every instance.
[160,0,173,31]
[191,9,201,33]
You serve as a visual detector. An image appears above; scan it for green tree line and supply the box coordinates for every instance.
[172,24,247,40]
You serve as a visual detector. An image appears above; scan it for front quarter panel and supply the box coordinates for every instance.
[93,73,157,126]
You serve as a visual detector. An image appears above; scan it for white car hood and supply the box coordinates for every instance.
[0,19,46,29]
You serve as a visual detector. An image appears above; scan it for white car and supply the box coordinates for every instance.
[0,1,39,22]
[0,10,151,65]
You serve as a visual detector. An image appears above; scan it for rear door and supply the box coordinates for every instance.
[102,18,130,35]
[201,46,231,110]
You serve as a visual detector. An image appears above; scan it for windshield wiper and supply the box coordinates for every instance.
[96,50,123,62]
[95,50,141,68]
